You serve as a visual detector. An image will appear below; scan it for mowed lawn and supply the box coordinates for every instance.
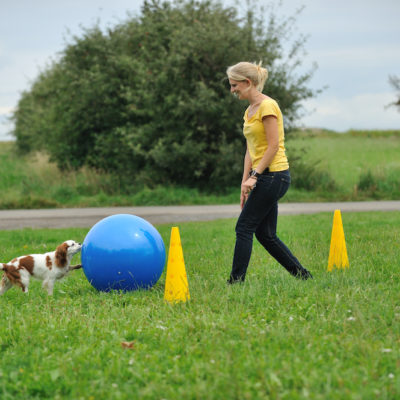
[0,211,399,399]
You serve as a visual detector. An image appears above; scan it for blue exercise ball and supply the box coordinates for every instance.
[81,214,166,292]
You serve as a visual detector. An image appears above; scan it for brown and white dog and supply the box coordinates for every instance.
[0,240,82,295]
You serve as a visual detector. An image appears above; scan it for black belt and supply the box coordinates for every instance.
[261,167,270,174]
[249,167,269,177]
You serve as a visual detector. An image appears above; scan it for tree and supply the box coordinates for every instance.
[12,0,318,190]
[388,75,400,111]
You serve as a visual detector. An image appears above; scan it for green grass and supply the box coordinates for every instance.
[0,143,239,209]
[287,130,400,196]
[1,211,399,399]
[1,130,400,208]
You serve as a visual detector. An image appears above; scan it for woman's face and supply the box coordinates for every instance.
[229,78,250,100]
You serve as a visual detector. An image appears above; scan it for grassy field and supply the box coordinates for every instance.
[0,211,399,399]
[0,142,239,209]
[286,130,400,195]
[1,130,399,208]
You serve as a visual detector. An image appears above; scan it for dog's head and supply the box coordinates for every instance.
[55,240,82,267]
[64,240,82,256]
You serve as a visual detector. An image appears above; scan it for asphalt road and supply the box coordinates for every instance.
[0,201,399,230]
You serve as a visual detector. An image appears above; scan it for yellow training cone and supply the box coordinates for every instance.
[164,227,190,303]
[327,210,349,271]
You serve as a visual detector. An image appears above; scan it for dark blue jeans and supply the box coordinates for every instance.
[230,169,311,282]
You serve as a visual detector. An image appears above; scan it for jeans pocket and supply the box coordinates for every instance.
[278,177,290,198]
[257,175,273,186]
[281,176,291,184]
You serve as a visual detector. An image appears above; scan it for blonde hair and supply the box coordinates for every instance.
[226,61,268,92]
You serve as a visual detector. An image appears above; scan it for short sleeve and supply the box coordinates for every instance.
[258,100,278,119]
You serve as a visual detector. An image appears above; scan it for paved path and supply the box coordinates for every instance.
[0,201,399,230]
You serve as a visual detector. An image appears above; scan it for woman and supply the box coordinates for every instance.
[226,61,312,283]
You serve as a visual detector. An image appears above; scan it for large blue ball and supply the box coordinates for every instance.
[81,214,166,292]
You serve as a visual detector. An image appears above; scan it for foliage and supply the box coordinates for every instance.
[286,147,337,192]
[0,212,400,399]
[347,129,400,138]
[356,168,400,199]
[286,130,400,201]
[388,74,400,111]
[2,131,400,210]
[12,0,318,190]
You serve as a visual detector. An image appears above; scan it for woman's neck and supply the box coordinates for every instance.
[248,89,265,106]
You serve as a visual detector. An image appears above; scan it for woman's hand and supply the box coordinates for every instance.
[240,177,257,209]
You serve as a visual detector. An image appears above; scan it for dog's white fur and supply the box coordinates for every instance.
[0,240,82,295]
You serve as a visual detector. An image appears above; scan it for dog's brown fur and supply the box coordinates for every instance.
[0,240,82,295]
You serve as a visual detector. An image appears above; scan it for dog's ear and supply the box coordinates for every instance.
[55,243,69,267]
[3,264,22,285]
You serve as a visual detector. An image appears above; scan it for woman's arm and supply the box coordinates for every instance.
[240,116,280,207]
[254,115,279,174]
[242,147,252,183]
[240,148,253,209]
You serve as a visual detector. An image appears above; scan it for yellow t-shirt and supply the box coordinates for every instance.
[243,98,289,172]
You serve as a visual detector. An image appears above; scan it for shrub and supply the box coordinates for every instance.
[12,0,318,191]
[356,168,400,199]
[287,147,337,192]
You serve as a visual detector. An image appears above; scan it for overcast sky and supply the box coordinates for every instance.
[1,0,399,140]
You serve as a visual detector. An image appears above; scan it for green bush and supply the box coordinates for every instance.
[287,147,337,192]
[356,168,400,199]
[357,170,376,192]
[347,129,400,138]
[12,0,318,191]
